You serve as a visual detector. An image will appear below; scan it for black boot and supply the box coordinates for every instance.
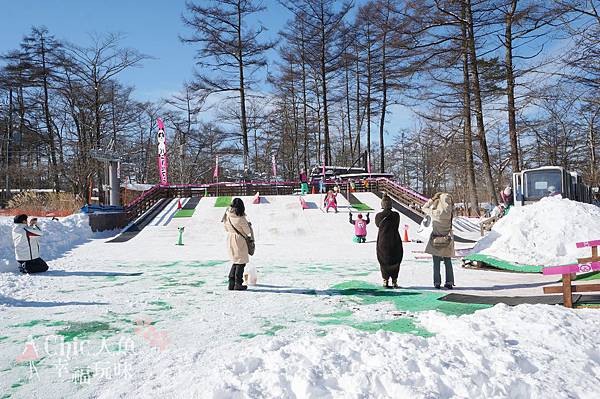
[234,264,248,291]
[228,264,236,290]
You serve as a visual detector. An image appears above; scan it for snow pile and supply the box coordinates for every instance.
[122,182,154,191]
[472,196,600,265]
[200,305,600,398]
[0,213,107,272]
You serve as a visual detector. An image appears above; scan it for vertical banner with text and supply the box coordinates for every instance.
[156,118,169,185]
[213,156,219,179]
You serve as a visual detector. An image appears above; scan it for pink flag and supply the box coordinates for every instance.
[213,156,219,179]
[156,118,169,185]
[272,154,277,177]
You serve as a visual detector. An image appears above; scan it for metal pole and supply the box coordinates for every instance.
[109,160,120,206]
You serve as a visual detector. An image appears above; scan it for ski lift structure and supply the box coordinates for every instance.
[90,145,125,206]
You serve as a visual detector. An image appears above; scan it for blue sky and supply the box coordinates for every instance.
[1,0,413,133]
[0,0,290,99]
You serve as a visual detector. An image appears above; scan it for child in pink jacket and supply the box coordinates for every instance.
[324,190,338,213]
[349,213,370,243]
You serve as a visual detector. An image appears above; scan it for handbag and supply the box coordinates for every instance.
[229,218,255,256]
[430,214,453,248]
[432,234,452,247]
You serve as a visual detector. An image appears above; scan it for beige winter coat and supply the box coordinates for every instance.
[223,209,253,264]
[422,193,455,258]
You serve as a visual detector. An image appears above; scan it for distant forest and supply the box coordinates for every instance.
[0,0,598,209]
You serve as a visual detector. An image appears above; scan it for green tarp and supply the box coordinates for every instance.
[463,253,544,273]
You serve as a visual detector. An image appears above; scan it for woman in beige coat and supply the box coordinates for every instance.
[223,198,253,291]
[422,193,455,289]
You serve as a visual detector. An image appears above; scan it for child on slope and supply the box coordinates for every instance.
[349,212,370,243]
[324,190,338,213]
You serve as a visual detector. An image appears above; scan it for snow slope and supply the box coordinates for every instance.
[1,194,599,398]
[472,197,600,265]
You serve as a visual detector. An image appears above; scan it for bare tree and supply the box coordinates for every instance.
[281,0,353,165]
[182,0,275,172]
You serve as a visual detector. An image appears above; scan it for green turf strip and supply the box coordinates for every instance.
[330,280,491,316]
[172,209,195,218]
[464,253,544,273]
[214,196,232,207]
[351,203,374,211]
[314,280,490,336]
[573,271,600,281]
[57,321,118,342]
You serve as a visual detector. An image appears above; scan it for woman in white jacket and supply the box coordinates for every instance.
[12,214,49,274]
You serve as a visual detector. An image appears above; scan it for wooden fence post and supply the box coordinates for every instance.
[562,273,573,308]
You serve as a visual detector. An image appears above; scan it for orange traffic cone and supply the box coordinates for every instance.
[403,225,409,242]
[311,185,316,194]
[177,199,182,209]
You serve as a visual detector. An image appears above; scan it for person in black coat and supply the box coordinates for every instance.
[375,194,403,288]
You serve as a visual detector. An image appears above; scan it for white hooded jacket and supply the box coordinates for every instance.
[12,223,43,261]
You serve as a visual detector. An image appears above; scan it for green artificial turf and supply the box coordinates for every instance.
[172,209,195,218]
[313,280,491,336]
[214,196,232,207]
[351,203,374,211]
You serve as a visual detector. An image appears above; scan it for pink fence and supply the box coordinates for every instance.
[576,240,600,249]
[543,261,600,275]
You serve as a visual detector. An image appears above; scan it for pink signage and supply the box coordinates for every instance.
[157,118,169,185]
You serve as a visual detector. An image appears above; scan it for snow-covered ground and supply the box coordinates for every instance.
[1,193,599,398]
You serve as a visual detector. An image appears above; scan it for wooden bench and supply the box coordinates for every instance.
[542,240,600,308]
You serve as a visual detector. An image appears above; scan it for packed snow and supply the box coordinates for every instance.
[472,197,600,265]
[1,193,599,398]
[200,305,600,398]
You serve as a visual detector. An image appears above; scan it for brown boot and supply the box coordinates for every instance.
[383,279,391,289]
[392,279,399,289]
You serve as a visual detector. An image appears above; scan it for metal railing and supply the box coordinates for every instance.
[122,177,428,222]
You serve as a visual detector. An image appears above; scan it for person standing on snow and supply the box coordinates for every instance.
[299,169,309,195]
[422,192,455,289]
[319,177,326,194]
[12,214,49,274]
[223,198,254,291]
[349,212,370,243]
[375,194,403,288]
[324,189,338,213]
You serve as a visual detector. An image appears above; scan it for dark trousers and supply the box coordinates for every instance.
[228,263,246,288]
[18,258,49,274]
[433,256,454,286]
[380,263,400,281]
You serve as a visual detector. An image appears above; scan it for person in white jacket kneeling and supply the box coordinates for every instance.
[12,214,49,274]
